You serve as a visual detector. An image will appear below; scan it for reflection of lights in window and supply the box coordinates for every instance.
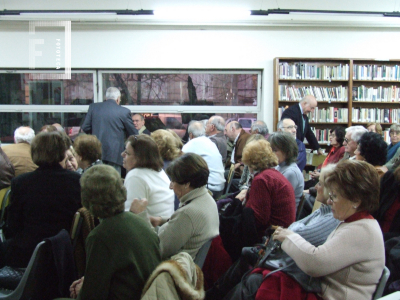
[153,8,250,20]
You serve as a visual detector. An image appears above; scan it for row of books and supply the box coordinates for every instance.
[352,85,400,102]
[353,65,400,81]
[278,107,349,123]
[307,107,349,123]
[279,63,349,80]
[309,128,332,144]
[279,85,348,102]
[352,108,400,123]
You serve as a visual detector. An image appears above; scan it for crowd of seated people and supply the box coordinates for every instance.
[0,117,399,299]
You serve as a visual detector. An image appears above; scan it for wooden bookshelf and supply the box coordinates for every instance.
[274,58,400,144]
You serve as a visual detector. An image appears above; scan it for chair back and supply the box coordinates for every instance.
[71,207,96,278]
[373,266,391,300]
[225,164,236,194]
[296,194,306,221]
[194,238,213,269]
[0,188,11,242]
[0,240,59,300]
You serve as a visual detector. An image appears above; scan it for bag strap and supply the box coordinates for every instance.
[257,236,280,267]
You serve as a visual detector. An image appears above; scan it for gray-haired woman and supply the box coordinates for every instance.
[68,165,161,300]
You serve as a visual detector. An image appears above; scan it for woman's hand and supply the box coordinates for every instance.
[272,227,294,243]
[235,189,248,201]
[150,216,163,227]
[310,170,320,180]
[70,276,84,299]
[129,198,148,214]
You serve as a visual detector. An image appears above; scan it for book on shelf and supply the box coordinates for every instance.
[307,107,348,123]
[383,130,391,144]
[278,106,348,123]
[278,85,348,102]
[310,127,336,144]
[352,107,399,123]
[279,62,349,80]
[352,85,400,102]
[353,64,400,81]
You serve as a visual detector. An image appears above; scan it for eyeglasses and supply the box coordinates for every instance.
[329,134,336,138]
[327,192,339,204]
[390,131,400,136]
[344,138,352,143]
[282,125,297,130]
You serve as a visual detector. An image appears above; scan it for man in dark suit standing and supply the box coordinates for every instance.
[81,87,137,174]
[281,95,323,155]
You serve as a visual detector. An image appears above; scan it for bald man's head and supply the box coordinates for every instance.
[300,95,318,115]
[14,126,35,144]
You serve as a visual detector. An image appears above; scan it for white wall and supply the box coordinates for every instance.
[1,22,400,130]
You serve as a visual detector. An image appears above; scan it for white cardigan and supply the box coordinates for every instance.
[124,168,174,220]
[282,218,385,300]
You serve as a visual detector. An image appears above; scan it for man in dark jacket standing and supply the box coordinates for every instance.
[281,95,323,154]
[81,87,137,174]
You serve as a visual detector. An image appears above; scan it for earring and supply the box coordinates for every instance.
[353,206,358,209]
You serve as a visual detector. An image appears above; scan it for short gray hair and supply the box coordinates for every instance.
[251,120,269,135]
[105,87,121,101]
[14,126,35,144]
[210,116,225,131]
[346,126,368,143]
[81,165,126,219]
[277,120,284,130]
[188,121,205,138]
[390,124,400,133]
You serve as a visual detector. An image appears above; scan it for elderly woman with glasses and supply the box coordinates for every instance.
[385,124,400,171]
[272,160,384,300]
[122,135,174,223]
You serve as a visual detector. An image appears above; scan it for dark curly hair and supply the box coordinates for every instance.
[331,126,346,147]
[358,132,387,166]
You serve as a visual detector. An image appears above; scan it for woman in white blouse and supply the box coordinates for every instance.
[122,135,174,221]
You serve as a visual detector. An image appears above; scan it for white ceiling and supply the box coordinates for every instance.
[2,0,400,12]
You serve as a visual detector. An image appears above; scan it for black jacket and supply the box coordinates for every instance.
[4,165,81,267]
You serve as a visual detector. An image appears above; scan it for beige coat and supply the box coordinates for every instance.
[141,252,205,300]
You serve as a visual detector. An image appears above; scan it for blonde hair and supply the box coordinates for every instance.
[151,129,182,161]
[242,139,278,171]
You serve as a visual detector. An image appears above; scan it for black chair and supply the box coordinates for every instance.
[0,230,74,300]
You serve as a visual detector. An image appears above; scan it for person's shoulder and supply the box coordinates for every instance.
[337,146,345,154]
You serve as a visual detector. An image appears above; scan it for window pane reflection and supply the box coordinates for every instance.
[0,112,87,143]
[103,73,258,106]
[0,73,94,105]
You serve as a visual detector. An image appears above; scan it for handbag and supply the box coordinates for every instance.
[257,236,322,294]
[0,266,25,290]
